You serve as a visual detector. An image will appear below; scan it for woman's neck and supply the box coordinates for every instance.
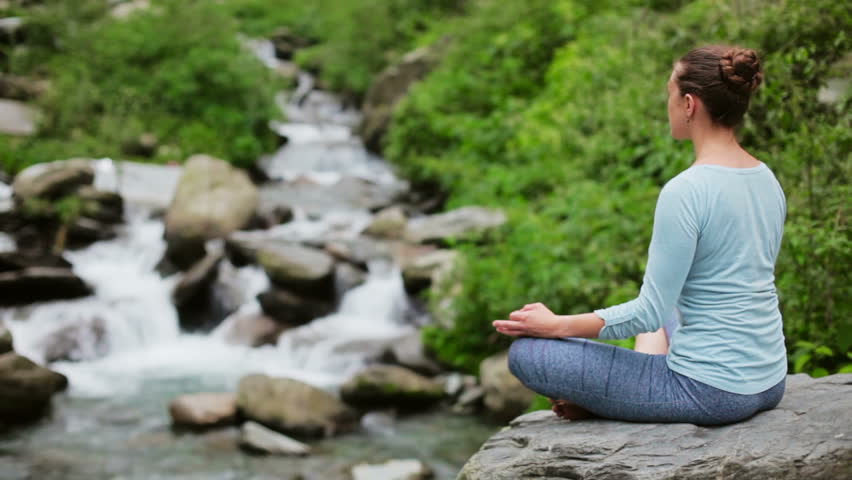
[689,124,760,168]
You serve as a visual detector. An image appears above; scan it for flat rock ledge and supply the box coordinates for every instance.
[458,374,852,480]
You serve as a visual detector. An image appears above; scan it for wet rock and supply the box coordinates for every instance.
[120,132,158,158]
[236,374,357,438]
[169,392,237,429]
[257,288,333,327]
[258,176,404,218]
[401,249,457,295]
[39,315,107,363]
[0,267,92,305]
[218,313,288,347]
[0,353,68,426]
[11,158,94,201]
[381,332,442,376]
[0,251,71,272]
[364,206,407,239]
[0,320,12,354]
[256,243,335,297]
[0,74,50,101]
[340,365,444,410]
[359,42,445,154]
[0,17,25,43]
[67,217,116,247]
[324,236,393,268]
[111,0,151,20]
[240,420,311,456]
[270,27,312,61]
[404,206,506,245]
[479,351,535,422]
[76,186,124,224]
[334,262,367,297]
[164,154,258,269]
[172,249,224,307]
[459,374,852,480]
[350,459,434,480]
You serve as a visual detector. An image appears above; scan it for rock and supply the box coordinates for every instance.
[256,243,335,297]
[239,420,311,456]
[0,98,38,136]
[67,217,116,247]
[0,320,12,354]
[401,249,457,294]
[0,353,68,426]
[218,313,288,347]
[236,374,357,438]
[381,332,442,376]
[0,267,92,305]
[351,459,433,480]
[479,351,535,422]
[168,392,237,429]
[257,288,334,327]
[364,206,407,239]
[403,206,506,245]
[459,374,852,480]
[358,42,445,154]
[12,159,94,201]
[111,0,151,20]
[76,186,124,224]
[0,74,50,101]
[258,176,404,218]
[0,16,25,42]
[333,262,367,297]
[164,154,258,269]
[324,236,394,268]
[39,315,107,363]
[340,365,444,410]
[0,251,71,272]
[172,249,224,307]
[270,27,312,61]
[120,132,158,157]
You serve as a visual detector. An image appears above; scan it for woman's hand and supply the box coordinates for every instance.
[493,302,566,338]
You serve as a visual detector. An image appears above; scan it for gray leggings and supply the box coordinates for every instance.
[508,334,785,425]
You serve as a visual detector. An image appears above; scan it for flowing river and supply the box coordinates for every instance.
[0,40,496,480]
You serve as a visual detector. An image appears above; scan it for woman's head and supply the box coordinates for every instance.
[667,45,763,139]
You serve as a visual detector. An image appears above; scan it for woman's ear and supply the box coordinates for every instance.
[684,93,695,118]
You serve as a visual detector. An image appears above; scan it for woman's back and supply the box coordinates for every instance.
[667,162,788,394]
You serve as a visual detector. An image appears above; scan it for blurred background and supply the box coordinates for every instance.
[0,0,849,479]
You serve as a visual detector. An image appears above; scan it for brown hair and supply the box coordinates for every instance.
[674,45,763,127]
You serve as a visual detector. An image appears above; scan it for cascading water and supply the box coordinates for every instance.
[0,38,495,480]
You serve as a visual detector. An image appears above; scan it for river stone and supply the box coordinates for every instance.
[401,249,457,294]
[479,351,535,422]
[333,262,367,297]
[256,243,335,296]
[350,459,433,480]
[459,374,852,480]
[240,420,311,456]
[12,158,95,201]
[219,313,289,347]
[236,374,357,438]
[0,251,71,272]
[403,206,507,245]
[258,176,403,217]
[39,314,107,363]
[0,98,37,136]
[0,320,12,354]
[76,186,124,224]
[257,288,334,326]
[381,332,443,376]
[0,74,50,101]
[164,154,258,268]
[0,353,68,426]
[172,249,224,307]
[169,392,237,429]
[340,365,444,410]
[0,267,92,305]
[364,206,408,239]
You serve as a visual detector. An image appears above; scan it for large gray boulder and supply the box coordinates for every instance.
[256,243,335,297]
[0,267,92,305]
[340,365,444,410]
[236,374,357,438]
[257,288,334,326]
[164,154,258,268]
[479,351,535,422]
[459,374,852,480]
[0,353,68,426]
[403,206,506,245]
[401,249,457,294]
[168,392,237,429]
[12,158,94,201]
[0,98,38,136]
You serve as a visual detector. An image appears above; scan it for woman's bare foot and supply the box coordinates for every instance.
[549,398,596,420]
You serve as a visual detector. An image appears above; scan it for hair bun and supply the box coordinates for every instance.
[720,48,763,94]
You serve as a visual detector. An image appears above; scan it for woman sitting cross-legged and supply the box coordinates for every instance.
[493,45,787,426]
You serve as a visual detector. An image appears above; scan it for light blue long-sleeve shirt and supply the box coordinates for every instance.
[594,162,788,395]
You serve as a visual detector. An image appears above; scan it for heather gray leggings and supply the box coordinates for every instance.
[507,319,785,425]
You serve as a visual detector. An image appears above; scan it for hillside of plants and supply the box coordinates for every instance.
[1,0,848,377]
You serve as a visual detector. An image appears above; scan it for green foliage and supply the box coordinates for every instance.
[385,0,851,375]
[1,0,282,173]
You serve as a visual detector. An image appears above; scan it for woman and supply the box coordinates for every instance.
[493,45,787,425]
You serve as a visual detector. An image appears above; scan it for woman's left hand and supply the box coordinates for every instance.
[493,302,565,338]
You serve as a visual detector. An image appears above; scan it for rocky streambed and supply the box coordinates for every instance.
[0,32,531,480]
